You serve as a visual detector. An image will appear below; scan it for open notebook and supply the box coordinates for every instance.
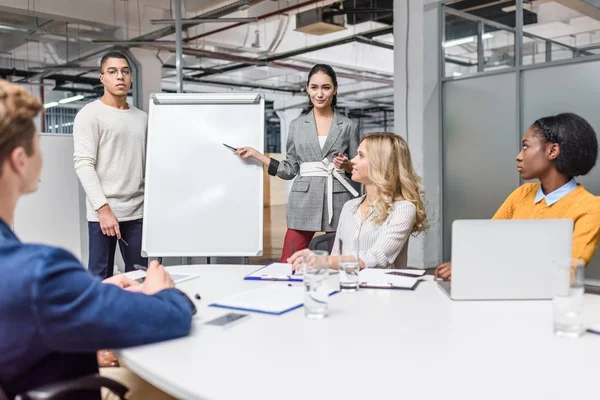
[359,269,425,290]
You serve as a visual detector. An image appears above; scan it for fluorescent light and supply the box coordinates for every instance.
[58,95,84,104]
[443,33,494,48]
[443,37,474,48]
[0,24,34,33]
[453,72,463,77]
[43,102,59,109]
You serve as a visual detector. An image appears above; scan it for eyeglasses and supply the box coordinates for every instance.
[102,68,131,78]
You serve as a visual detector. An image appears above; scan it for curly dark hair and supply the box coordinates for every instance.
[0,80,42,177]
[531,112,598,177]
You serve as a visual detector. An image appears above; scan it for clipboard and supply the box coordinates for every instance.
[358,269,425,290]
[209,285,339,316]
[359,279,423,291]
[244,263,303,282]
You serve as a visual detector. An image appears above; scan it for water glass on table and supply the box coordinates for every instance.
[302,250,330,319]
[338,239,360,292]
[553,259,585,338]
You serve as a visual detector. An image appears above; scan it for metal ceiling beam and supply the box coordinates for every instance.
[183,76,303,94]
[184,0,332,42]
[188,26,393,79]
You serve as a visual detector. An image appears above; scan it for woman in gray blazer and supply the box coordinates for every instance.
[236,64,360,262]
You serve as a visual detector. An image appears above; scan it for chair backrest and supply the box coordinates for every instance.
[308,232,336,252]
[0,384,10,400]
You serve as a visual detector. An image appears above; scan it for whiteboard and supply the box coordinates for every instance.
[142,93,264,257]
[13,133,87,262]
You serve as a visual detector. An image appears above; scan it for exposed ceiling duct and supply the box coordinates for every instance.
[294,6,346,35]
[549,0,600,21]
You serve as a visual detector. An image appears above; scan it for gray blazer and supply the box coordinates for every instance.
[268,109,360,232]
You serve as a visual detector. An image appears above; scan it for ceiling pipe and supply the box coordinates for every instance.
[135,0,267,42]
[270,61,393,85]
[151,17,259,24]
[182,76,303,94]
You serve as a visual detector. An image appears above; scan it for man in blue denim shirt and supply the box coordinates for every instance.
[0,81,195,398]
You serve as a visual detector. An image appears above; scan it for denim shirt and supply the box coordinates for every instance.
[0,219,193,398]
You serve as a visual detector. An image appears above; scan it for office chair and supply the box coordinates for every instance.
[308,232,336,252]
[1,374,128,400]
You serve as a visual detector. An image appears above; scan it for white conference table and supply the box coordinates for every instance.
[118,265,600,400]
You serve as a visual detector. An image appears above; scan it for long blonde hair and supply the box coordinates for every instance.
[362,132,427,234]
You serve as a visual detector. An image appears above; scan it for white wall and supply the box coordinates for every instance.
[14,134,87,262]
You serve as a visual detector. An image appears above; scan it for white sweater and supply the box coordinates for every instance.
[73,100,148,222]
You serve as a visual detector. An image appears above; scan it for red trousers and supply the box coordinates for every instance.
[280,229,334,263]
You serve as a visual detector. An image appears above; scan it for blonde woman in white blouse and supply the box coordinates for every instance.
[289,132,427,269]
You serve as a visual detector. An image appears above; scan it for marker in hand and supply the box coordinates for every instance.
[223,143,238,152]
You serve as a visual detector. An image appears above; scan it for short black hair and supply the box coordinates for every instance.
[531,112,598,177]
[100,51,131,71]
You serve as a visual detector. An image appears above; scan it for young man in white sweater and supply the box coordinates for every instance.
[73,52,148,278]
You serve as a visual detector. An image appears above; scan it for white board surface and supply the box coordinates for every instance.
[13,133,87,262]
[142,93,264,257]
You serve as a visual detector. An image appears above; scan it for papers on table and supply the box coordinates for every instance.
[210,285,296,315]
[359,269,425,290]
[127,270,199,285]
[244,263,303,282]
[210,284,340,316]
[244,263,340,282]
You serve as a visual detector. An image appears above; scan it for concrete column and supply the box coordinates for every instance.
[394,0,443,268]
[128,48,163,112]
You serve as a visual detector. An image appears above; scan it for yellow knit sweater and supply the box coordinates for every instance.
[492,183,600,265]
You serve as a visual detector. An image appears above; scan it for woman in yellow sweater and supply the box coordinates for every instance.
[435,113,600,281]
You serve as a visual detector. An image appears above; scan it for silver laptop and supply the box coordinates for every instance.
[438,219,573,300]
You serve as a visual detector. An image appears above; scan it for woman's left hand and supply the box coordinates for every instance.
[288,249,309,273]
[333,153,352,173]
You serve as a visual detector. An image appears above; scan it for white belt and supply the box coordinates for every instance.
[299,159,359,224]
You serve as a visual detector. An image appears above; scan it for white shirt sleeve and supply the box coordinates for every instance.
[73,110,107,211]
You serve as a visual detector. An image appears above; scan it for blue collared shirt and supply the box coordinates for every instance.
[534,178,578,206]
[0,219,193,398]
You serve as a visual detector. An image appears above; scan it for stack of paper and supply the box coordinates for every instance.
[359,269,425,290]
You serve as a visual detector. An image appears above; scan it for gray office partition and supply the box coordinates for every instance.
[522,60,600,279]
[442,73,521,260]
